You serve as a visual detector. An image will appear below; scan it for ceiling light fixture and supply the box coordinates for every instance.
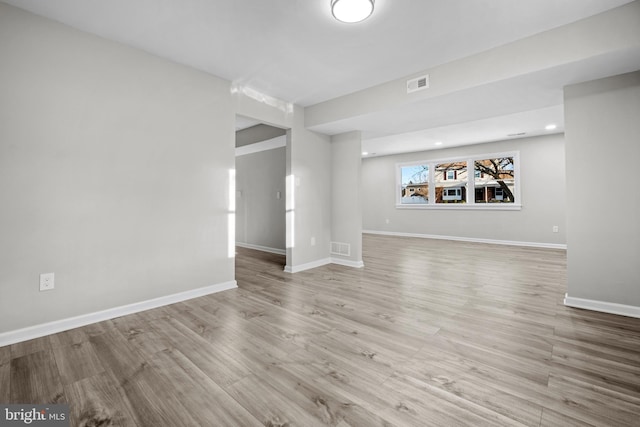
[545,124,557,131]
[434,141,443,146]
[362,151,369,156]
[331,0,374,23]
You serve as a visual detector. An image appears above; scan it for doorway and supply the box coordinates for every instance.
[234,115,288,267]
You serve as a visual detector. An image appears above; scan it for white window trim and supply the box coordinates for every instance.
[396,151,521,210]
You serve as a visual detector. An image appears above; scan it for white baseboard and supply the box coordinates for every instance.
[236,242,286,255]
[363,230,567,250]
[284,258,332,273]
[284,257,366,273]
[564,294,640,318]
[331,258,365,268]
[0,280,237,347]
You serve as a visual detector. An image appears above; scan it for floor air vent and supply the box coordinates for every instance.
[330,242,351,257]
[407,74,429,93]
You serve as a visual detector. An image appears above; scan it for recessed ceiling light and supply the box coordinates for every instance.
[362,151,369,156]
[507,132,527,137]
[434,141,443,146]
[331,0,375,23]
[545,124,557,131]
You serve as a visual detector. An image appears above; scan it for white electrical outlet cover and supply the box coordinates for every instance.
[40,272,55,291]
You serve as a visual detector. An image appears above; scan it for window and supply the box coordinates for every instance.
[396,152,520,209]
[443,188,462,200]
[436,162,467,204]
[399,163,429,204]
[474,157,515,204]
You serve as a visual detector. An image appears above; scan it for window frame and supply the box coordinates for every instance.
[396,151,521,210]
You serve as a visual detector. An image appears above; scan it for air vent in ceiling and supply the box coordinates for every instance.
[407,74,429,93]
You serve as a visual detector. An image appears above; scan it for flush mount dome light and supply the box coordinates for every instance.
[331,0,374,23]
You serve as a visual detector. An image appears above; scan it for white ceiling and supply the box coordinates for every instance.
[5,0,637,155]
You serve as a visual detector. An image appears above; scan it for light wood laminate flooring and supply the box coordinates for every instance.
[2,234,640,426]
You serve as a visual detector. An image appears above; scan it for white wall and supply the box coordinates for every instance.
[331,131,363,266]
[287,106,332,269]
[564,71,640,310]
[235,146,286,252]
[0,4,235,334]
[362,134,566,246]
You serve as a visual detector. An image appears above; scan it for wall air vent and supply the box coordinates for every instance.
[407,74,429,94]
[330,241,351,257]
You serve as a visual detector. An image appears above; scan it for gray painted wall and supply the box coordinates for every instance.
[362,134,566,245]
[236,147,286,251]
[564,71,640,307]
[236,124,286,148]
[331,132,363,264]
[288,106,332,268]
[0,5,235,333]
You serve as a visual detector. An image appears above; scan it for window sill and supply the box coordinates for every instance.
[395,203,522,211]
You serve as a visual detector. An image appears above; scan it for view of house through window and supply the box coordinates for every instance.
[397,153,518,207]
[474,157,515,203]
[436,162,467,203]
[400,164,429,204]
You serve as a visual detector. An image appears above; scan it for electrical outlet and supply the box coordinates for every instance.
[40,273,55,291]
[552,225,559,233]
